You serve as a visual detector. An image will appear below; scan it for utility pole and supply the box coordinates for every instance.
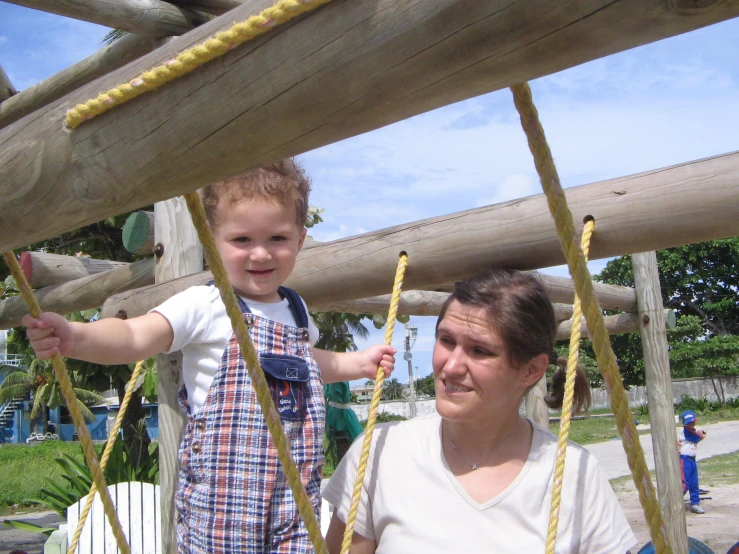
[404,323,418,418]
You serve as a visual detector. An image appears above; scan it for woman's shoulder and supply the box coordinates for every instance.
[363,413,441,452]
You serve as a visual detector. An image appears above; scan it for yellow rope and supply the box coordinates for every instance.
[509,82,671,554]
[68,360,147,554]
[340,253,409,554]
[182,192,328,553]
[3,252,130,554]
[545,218,594,554]
[65,0,332,129]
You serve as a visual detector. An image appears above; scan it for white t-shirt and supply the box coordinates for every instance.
[152,285,319,415]
[323,414,637,554]
[677,428,699,457]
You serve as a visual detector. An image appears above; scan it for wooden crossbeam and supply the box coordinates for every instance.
[0,65,17,103]
[168,0,242,16]
[0,35,156,130]
[91,150,739,319]
[4,0,208,38]
[1,0,737,253]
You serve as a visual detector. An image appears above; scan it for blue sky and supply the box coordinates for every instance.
[2,6,738,384]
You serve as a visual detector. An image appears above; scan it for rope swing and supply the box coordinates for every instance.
[2,252,131,554]
[545,217,594,553]
[509,82,672,554]
[340,253,409,554]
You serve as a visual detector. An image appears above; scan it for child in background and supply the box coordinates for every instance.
[22,160,396,553]
[678,409,707,514]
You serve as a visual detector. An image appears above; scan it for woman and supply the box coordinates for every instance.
[323,270,637,553]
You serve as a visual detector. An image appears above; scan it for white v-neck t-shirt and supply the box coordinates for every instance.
[322,413,637,554]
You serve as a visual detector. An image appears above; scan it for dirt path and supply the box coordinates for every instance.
[614,480,739,553]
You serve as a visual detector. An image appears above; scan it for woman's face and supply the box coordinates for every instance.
[433,300,538,425]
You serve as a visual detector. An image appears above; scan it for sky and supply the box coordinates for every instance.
[1,5,738,385]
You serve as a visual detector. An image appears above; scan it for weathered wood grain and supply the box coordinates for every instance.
[19,251,130,288]
[554,309,674,342]
[0,65,17,103]
[154,196,202,552]
[0,258,155,330]
[98,152,739,319]
[632,251,688,553]
[4,0,206,38]
[2,0,737,252]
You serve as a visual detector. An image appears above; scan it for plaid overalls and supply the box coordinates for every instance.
[175,286,325,553]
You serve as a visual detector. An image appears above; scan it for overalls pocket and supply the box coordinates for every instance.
[261,353,310,422]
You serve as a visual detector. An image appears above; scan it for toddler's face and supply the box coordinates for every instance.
[212,198,306,302]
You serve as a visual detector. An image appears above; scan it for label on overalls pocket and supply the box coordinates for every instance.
[260,354,310,422]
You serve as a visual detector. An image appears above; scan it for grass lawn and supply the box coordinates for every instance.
[0,441,89,516]
[610,450,739,489]
[550,405,739,446]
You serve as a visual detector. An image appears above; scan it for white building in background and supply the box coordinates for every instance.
[0,329,22,367]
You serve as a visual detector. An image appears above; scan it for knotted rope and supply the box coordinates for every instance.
[509,82,671,554]
[3,252,130,554]
[65,0,332,129]
[545,217,594,554]
[68,359,147,554]
[182,191,328,553]
[340,253,409,554]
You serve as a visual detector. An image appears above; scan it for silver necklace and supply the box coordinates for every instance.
[447,417,520,470]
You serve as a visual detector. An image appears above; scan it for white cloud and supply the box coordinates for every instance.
[0,36,8,47]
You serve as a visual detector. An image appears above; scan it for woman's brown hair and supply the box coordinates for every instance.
[437,270,591,414]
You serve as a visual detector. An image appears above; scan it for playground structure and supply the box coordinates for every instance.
[2,1,739,553]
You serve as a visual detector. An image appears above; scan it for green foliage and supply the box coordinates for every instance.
[360,412,407,428]
[381,378,404,401]
[674,395,739,417]
[305,206,324,229]
[0,442,84,514]
[312,312,370,353]
[593,239,739,388]
[414,374,436,397]
[30,436,159,518]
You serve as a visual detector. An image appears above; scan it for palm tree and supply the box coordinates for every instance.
[0,358,105,433]
[312,312,370,353]
[382,378,405,401]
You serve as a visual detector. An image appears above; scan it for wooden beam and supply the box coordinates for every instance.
[0,65,17,103]
[314,291,573,320]
[0,35,156,130]
[168,0,242,16]
[2,0,737,252]
[4,0,207,38]
[410,274,637,313]
[554,309,674,342]
[19,251,130,288]
[632,252,689,552]
[0,258,154,330]
[154,195,202,552]
[98,151,739,319]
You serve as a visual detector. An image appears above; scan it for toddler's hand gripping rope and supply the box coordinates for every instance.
[183,192,328,554]
[340,253,409,554]
[3,252,131,554]
[545,218,594,554]
[65,0,333,129]
[510,82,672,554]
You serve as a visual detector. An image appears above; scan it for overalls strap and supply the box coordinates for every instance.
[278,286,309,329]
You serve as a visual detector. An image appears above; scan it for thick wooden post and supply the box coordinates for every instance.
[155,195,203,553]
[632,251,688,554]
